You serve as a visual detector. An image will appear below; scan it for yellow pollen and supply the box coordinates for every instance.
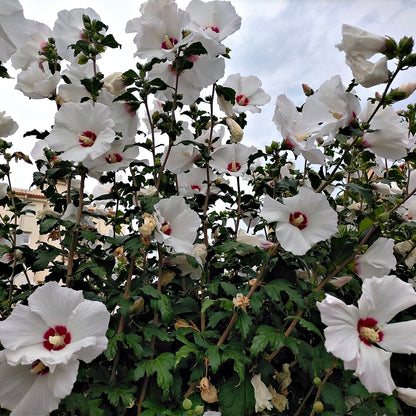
[295,133,309,142]
[237,94,248,106]
[160,223,170,233]
[330,111,343,120]
[49,334,65,347]
[290,215,305,227]
[163,35,174,49]
[230,159,238,172]
[360,326,380,343]
[79,134,95,146]
[30,361,47,374]
[182,152,191,158]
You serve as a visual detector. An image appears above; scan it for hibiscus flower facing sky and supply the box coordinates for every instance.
[317,275,416,395]
[261,186,338,255]
[45,101,116,164]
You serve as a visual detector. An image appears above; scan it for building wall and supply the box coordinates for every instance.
[0,184,117,285]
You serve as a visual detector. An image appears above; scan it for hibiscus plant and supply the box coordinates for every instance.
[1,1,416,416]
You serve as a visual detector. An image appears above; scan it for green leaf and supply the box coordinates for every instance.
[250,325,285,356]
[141,285,161,299]
[235,311,253,340]
[222,343,252,382]
[347,382,370,400]
[321,382,347,414]
[125,333,144,358]
[142,325,172,342]
[107,387,135,407]
[206,344,222,372]
[264,279,305,308]
[39,218,59,234]
[175,343,201,366]
[32,245,62,271]
[383,395,400,415]
[286,315,324,341]
[158,294,174,324]
[218,375,255,416]
[345,182,375,205]
[144,352,175,396]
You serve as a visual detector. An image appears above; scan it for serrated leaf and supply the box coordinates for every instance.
[235,311,253,340]
[321,382,347,414]
[175,343,201,366]
[157,294,174,324]
[206,344,222,372]
[125,333,144,358]
[32,245,62,271]
[141,285,161,299]
[264,279,305,308]
[218,375,255,416]
[250,325,285,356]
[142,325,172,342]
[383,395,400,415]
[144,352,175,396]
[286,315,324,341]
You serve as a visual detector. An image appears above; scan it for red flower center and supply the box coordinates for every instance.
[289,211,308,230]
[30,360,49,376]
[79,130,97,147]
[161,36,178,50]
[227,160,241,172]
[43,325,71,351]
[204,25,220,33]
[191,185,201,192]
[161,221,172,235]
[357,317,384,346]
[105,153,123,164]
[236,94,249,106]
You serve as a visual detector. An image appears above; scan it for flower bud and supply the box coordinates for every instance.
[313,401,324,413]
[397,82,416,99]
[182,398,192,410]
[225,117,244,143]
[302,83,313,96]
[103,72,127,96]
[194,405,204,415]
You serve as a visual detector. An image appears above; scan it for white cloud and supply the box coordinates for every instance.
[2,0,415,188]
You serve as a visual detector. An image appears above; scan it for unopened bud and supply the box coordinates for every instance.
[226,117,244,143]
[313,401,324,413]
[182,398,192,410]
[302,83,313,96]
[397,82,416,99]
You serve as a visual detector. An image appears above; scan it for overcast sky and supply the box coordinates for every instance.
[2,0,416,189]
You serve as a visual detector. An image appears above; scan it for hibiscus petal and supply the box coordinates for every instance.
[354,343,395,395]
[378,320,416,354]
[317,295,360,362]
[0,304,48,350]
[358,275,416,324]
[0,362,37,411]
[47,359,79,398]
[275,222,311,255]
[28,281,84,327]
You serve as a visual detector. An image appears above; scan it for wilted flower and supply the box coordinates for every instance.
[198,377,218,403]
[232,293,250,312]
[139,213,157,237]
[0,111,18,137]
[251,373,273,412]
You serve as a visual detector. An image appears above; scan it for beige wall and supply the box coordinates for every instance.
[0,185,117,285]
